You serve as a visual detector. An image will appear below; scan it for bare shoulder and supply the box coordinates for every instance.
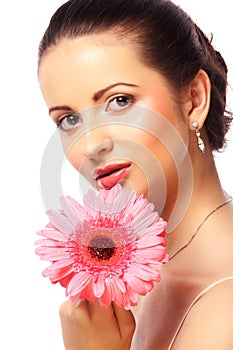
[173,278,233,349]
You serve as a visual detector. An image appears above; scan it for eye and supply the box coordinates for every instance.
[57,113,82,131]
[106,94,135,113]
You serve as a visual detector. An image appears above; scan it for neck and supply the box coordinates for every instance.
[163,149,228,255]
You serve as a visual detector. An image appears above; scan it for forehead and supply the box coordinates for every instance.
[39,32,139,69]
[39,35,147,101]
[38,33,173,113]
[39,33,142,78]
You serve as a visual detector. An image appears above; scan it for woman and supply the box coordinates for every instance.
[38,0,233,348]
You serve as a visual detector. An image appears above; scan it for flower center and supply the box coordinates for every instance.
[88,235,116,261]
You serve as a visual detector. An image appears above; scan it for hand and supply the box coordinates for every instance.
[59,299,136,350]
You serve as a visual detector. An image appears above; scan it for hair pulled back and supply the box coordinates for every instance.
[39,0,232,151]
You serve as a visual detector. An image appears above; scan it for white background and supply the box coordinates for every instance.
[0,1,232,349]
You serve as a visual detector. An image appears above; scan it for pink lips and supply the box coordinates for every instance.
[93,163,131,189]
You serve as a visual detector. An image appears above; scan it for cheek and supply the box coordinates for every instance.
[65,143,95,187]
[134,105,189,172]
[142,89,188,144]
[134,131,177,179]
[59,131,83,171]
[64,139,88,172]
[66,147,81,170]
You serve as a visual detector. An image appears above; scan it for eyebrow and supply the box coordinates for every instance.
[49,105,73,115]
[48,82,139,115]
[92,82,139,101]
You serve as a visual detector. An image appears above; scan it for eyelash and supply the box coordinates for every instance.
[105,94,136,113]
[56,94,136,131]
[57,113,82,131]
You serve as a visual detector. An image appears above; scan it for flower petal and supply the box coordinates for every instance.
[47,210,74,234]
[35,184,168,309]
[92,274,105,298]
[99,279,113,307]
[63,196,90,222]
[135,245,166,260]
[67,272,92,297]
[131,212,159,232]
[136,232,165,248]
[127,263,161,281]
[107,278,125,307]
[36,229,68,241]
[124,272,152,295]
[60,197,82,226]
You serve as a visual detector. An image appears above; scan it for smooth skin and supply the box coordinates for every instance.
[59,300,135,350]
[39,33,233,349]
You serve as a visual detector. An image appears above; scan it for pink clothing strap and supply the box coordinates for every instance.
[168,276,233,349]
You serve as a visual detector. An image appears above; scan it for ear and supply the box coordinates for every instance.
[184,69,211,130]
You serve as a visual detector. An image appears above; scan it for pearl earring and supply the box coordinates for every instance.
[191,121,205,153]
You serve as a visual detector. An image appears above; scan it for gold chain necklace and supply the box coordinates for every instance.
[169,196,233,260]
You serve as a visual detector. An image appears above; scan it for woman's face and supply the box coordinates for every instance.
[39,33,190,212]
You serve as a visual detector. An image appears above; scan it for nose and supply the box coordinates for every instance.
[85,137,114,161]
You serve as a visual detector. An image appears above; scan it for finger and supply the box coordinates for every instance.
[88,300,116,323]
[112,302,136,337]
[75,298,82,309]
[59,298,89,322]
[59,299,73,319]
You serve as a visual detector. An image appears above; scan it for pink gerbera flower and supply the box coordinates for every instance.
[35,184,168,309]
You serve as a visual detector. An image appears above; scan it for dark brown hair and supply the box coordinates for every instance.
[38,0,232,151]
